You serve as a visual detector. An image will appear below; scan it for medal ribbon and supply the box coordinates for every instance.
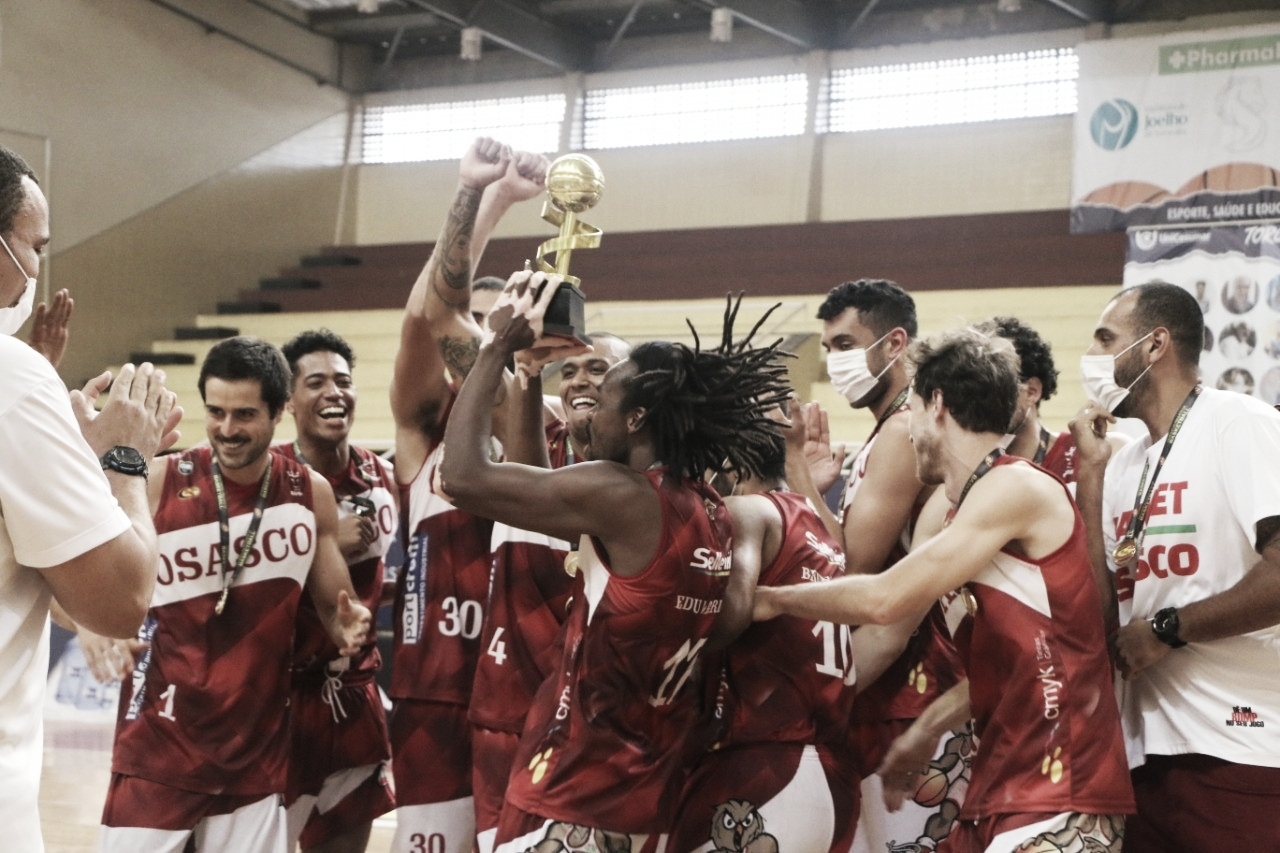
[947,445,1006,617]
[1032,425,1052,466]
[1114,385,1202,564]
[869,386,911,442]
[211,457,273,616]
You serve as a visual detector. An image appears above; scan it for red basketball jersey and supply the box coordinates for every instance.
[955,455,1134,819]
[504,470,733,833]
[1040,430,1079,487]
[112,447,316,796]
[278,443,397,678]
[390,439,494,704]
[469,420,575,733]
[718,491,855,747]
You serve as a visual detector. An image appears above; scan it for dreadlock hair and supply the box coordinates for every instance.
[619,295,793,482]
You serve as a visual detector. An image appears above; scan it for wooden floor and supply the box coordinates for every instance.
[39,717,398,852]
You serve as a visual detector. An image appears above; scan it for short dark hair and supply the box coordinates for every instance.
[473,276,506,293]
[816,279,918,339]
[0,146,37,236]
[1121,282,1204,367]
[975,316,1059,401]
[910,328,1019,435]
[620,296,791,482]
[587,330,631,355]
[281,328,356,378]
[199,336,292,418]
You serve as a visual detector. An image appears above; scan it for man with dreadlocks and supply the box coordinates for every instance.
[440,272,791,853]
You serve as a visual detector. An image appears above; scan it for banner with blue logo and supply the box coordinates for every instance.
[1074,24,1280,233]
[1124,222,1280,404]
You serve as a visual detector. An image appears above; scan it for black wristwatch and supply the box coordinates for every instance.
[1150,606,1187,648]
[101,446,148,479]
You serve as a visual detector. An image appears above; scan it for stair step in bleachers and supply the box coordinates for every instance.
[259,277,322,291]
[217,301,281,315]
[130,351,196,366]
[175,325,239,341]
[300,253,362,267]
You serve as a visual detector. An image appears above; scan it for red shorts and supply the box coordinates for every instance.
[939,812,1124,853]
[1127,754,1280,853]
[846,718,913,781]
[287,675,392,802]
[472,725,521,838]
[297,767,395,850]
[102,773,273,830]
[389,698,472,806]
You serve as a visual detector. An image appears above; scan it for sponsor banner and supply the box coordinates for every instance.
[1124,222,1280,404]
[1074,24,1280,233]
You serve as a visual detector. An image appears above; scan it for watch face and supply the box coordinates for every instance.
[104,446,147,475]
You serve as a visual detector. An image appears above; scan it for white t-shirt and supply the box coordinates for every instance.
[1102,387,1280,769]
[0,336,131,852]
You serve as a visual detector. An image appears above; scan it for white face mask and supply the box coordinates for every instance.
[1080,332,1154,413]
[0,233,36,336]
[826,331,897,405]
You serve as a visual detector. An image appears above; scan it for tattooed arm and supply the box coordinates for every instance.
[391,137,510,483]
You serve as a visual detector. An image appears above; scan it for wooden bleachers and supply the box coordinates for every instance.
[143,297,823,452]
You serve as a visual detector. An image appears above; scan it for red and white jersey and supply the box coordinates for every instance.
[504,469,733,833]
[390,439,493,704]
[470,420,574,734]
[717,491,854,748]
[951,454,1133,819]
[112,447,316,796]
[277,443,397,679]
[843,408,961,724]
[1102,388,1280,768]
[1041,431,1079,488]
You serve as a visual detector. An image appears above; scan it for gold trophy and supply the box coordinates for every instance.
[534,153,603,343]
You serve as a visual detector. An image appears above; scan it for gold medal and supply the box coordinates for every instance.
[960,586,979,617]
[214,586,230,616]
[563,552,580,577]
[1112,537,1139,567]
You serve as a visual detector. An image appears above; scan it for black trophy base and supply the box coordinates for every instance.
[539,280,587,344]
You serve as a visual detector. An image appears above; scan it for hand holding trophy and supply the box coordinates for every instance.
[533,153,604,343]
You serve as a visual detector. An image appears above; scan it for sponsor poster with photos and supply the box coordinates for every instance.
[1123,222,1280,405]
[1074,24,1280,233]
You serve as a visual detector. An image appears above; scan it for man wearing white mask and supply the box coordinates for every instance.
[0,144,180,852]
[816,279,965,853]
[1071,282,1280,852]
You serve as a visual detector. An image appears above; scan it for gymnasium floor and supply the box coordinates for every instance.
[38,718,399,852]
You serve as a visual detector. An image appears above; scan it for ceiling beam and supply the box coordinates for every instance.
[403,0,590,69]
[701,1,818,49]
[310,10,443,39]
[1031,0,1112,22]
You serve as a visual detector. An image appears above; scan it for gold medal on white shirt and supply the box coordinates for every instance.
[563,551,580,577]
[1112,536,1139,568]
[960,585,979,617]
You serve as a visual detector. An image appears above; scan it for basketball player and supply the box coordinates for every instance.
[1072,283,1280,852]
[278,329,399,853]
[665,403,916,853]
[99,336,372,853]
[470,330,631,853]
[756,328,1134,853]
[387,138,548,853]
[440,277,791,853]
[818,279,963,851]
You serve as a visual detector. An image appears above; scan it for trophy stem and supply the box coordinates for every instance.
[556,209,579,276]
